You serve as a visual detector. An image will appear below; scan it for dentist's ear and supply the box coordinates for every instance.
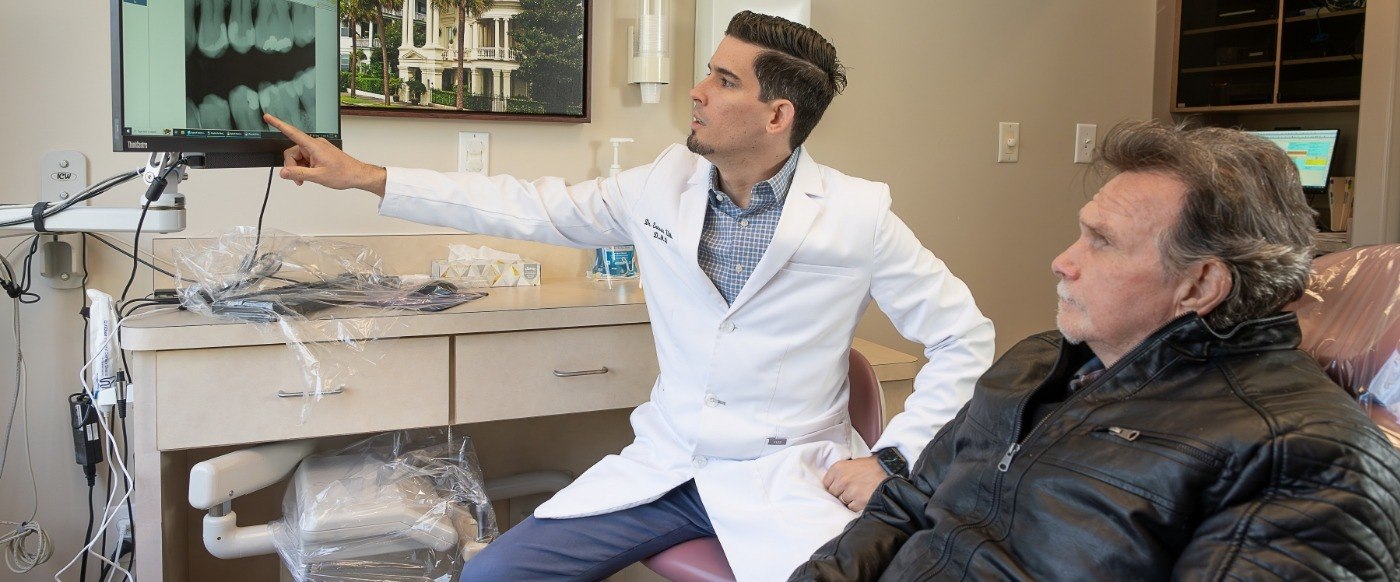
[767,99,795,136]
[1176,258,1232,318]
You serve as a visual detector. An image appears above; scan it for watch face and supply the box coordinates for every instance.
[878,449,907,476]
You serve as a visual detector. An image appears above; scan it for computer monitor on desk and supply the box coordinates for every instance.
[1247,129,1340,192]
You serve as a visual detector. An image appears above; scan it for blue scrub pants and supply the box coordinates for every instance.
[459,480,714,581]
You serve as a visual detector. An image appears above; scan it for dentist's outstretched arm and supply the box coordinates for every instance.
[263,113,387,197]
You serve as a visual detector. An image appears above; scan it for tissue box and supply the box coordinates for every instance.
[432,259,541,287]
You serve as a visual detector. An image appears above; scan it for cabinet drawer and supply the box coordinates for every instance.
[155,337,449,450]
[454,325,658,423]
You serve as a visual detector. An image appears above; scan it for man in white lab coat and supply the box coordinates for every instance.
[265,11,994,581]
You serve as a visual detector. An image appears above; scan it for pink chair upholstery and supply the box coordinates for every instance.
[642,348,885,581]
[1290,244,1400,446]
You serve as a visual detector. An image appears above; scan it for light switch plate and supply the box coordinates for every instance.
[998,122,1020,163]
[1074,123,1097,164]
[458,132,490,173]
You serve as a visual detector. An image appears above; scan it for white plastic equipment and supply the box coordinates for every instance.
[189,439,572,574]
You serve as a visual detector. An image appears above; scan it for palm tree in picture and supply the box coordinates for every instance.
[339,0,368,98]
[373,0,404,105]
[435,0,491,109]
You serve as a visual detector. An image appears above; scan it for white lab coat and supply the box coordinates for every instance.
[379,145,994,581]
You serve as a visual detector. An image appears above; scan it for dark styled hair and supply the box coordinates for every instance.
[1096,120,1317,331]
[725,11,847,149]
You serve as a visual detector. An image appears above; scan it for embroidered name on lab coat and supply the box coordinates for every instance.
[643,218,673,244]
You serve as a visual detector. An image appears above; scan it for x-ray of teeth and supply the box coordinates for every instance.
[185,0,197,55]
[198,94,233,129]
[294,68,316,122]
[229,85,264,130]
[195,0,229,58]
[229,0,255,54]
[255,0,293,54]
[291,3,314,48]
[185,0,316,131]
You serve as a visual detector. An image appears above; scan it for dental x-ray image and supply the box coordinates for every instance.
[184,0,317,132]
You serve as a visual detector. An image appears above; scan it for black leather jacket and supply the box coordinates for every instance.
[792,313,1400,580]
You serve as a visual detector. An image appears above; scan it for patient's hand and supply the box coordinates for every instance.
[823,457,885,512]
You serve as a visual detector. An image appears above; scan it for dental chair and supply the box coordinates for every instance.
[189,437,572,579]
[1291,243,1400,448]
[642,348,886,582]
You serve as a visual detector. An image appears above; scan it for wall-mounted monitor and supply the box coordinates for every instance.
[1247,129,1340,191]
[111,0,341,168]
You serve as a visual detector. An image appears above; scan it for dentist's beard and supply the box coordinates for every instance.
[686,132,714,155]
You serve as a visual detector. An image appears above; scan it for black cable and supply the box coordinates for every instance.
[84,234,177,279]
[81,483,94,582]
[14,236,41,304]
[117,205,152,307]
[0,170,140,229]
[113,204,152,389]
[120,298,180,320]
[120,411,134,563]
[239,167,276,275]
[97,452,113,582]
[254,167,273,254]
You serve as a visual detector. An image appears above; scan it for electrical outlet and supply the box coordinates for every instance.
[458,132,490,174]
[1074,123,1097,164]
[998,122,1020,163]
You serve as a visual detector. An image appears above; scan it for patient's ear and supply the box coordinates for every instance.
[1177,258,1231,317]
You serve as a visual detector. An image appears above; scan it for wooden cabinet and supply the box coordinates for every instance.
[1173,0,1366,112]
[454,325,660,423]
[154,337,451,449]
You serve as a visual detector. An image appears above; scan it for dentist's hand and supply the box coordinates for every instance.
[823,457,885,512]
[264,113,387,196]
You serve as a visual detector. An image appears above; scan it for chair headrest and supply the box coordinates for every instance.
[1290,244,1400,445]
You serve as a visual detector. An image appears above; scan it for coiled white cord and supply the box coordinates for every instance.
[0,520,53,573]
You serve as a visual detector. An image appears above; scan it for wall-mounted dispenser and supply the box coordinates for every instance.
[629,0,670,104]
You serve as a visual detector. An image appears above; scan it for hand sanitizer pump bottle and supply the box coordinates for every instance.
[591,138,639,286]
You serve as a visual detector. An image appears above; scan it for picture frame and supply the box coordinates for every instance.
[339,0,590,123]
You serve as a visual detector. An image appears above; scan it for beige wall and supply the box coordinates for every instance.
[0,1,1155,579]
[811,2,1156,356]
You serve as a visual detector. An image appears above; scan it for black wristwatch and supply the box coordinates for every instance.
[874,448,909,478]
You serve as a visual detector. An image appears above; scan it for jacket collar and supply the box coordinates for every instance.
[1054,311,1304,393]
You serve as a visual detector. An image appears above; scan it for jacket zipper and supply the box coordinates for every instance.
[1099,426,1225,468]
[926,319,1192,578]
[995,321,1181,473]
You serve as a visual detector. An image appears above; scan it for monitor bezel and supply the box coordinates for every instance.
[110,0,342,164]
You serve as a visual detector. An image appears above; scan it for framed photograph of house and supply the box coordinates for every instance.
[339,0,590,122]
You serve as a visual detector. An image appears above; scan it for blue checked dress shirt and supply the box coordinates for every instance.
[698,148,802,304]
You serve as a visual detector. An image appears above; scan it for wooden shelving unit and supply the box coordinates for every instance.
[1172,0,1366,112]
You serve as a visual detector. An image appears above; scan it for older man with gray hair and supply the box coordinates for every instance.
[791,120,1400,580]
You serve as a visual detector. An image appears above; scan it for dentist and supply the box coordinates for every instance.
[266,11,993,581]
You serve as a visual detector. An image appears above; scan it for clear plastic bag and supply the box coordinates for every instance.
[1291,244,1400,446]
[269,429,497,581]
[175,227,486,323]
[173,228,487,422]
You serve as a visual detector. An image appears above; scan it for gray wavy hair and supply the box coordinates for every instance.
[1096,120,1317,331]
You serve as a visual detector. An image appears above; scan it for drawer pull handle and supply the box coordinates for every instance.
[277,386,346,398]
[553,367,609,378]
